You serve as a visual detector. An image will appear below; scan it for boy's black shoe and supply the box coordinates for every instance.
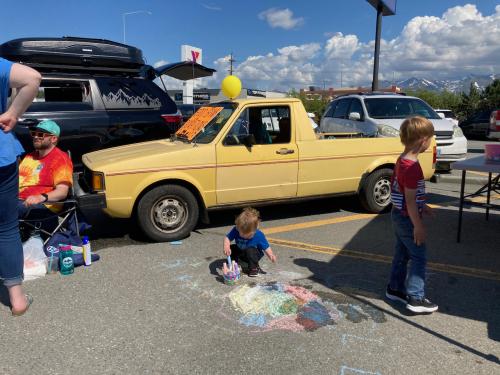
[248,268,259,277]
[257,266,267,275]
[385,285,407,304]
[406,297,438,313]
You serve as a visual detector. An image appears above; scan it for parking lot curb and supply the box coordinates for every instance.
[432,173,489,186]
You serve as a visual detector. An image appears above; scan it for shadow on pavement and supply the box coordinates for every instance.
[81,195,364,249]
[293,206,500,364]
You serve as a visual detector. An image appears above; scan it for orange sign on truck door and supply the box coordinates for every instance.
[175,106,223,141]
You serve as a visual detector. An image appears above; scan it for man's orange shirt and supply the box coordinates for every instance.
[19,147,73,211]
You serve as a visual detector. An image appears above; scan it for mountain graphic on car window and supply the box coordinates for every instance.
[102,89,162,108]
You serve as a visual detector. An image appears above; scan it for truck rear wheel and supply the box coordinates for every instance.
[137,185,199,242]
[359,168,393,213]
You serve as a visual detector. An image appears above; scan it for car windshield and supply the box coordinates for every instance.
[190,102,238,144]
[364,98,441,120]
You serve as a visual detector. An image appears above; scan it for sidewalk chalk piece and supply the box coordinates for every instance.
[169,240,183,245]
[340,366,381,375]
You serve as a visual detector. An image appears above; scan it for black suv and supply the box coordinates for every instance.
[13,72,181,168]
[2,37,215,168]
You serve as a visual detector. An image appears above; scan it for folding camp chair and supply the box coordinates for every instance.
[18,150,81,246]
[19,197,80,246]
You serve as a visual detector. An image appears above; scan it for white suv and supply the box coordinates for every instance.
[320,93,467,169]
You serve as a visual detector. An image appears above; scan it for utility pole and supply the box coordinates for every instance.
[228,53,236,75]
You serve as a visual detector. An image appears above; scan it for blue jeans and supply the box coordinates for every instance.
[388,208,427,299]
[0,162,23,287]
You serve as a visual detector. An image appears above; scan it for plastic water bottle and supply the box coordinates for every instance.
[82,236,92,266]
[59,244,74,275]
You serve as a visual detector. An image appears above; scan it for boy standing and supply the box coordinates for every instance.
[223,207,276,277]
[386,116,438,313]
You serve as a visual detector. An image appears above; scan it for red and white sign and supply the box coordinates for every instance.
[181,45,202,64]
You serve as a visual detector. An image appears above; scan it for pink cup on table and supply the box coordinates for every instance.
[485,144,500,162]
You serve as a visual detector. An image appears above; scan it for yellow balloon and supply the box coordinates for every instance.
[221,75,242,99]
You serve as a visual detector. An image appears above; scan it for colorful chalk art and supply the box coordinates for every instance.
[228,282,341,332]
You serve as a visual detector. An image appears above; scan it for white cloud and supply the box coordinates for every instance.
[201,3,222,11]
[158,5,500,92]
[325,33,360,60]
[258,8,304,30]
[377,4,500,80]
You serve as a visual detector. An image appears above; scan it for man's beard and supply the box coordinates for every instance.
[33,141,52,150]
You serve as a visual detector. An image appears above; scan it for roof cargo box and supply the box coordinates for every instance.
[0,37,145,74]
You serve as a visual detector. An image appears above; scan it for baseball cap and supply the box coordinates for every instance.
[35,120,60,136]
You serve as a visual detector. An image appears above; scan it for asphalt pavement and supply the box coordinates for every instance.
[1,140,499,375]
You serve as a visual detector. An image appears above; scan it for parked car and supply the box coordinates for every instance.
[320,93,467,170]
[434,109,458,126]
[177,103,202,123]
[1,37,215,168]
[76,98,436,241]
[488,110,500,140]
[459,110,492,138]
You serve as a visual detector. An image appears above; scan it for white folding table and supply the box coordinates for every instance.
[451,156,500,243]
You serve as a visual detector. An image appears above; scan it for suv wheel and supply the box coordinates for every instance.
[359,168,393,213]
[137,185,199,242]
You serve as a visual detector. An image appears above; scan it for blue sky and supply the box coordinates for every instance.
[2,1,499,91]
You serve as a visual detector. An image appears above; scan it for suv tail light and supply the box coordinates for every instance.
[432,145,437,165]
[490,110,500,131]
[161,111,182,126]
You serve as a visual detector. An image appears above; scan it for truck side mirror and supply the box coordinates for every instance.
[348,112,361,121]
[242,134,256,147]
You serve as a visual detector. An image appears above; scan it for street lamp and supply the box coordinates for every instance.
[122,10,152,44]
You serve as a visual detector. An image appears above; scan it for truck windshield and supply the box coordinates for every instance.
[191,102,238,144]
[364,98,441,120]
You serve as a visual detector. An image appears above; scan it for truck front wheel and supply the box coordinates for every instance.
[137,185,199,242]
[359,168,393,213]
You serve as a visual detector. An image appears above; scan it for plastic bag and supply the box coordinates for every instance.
[23,234,48,281]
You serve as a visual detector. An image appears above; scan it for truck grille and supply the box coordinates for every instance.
[435,131,453,140]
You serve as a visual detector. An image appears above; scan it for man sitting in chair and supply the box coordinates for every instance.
[18,120,73,223]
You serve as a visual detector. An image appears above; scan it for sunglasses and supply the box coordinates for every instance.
[30,131,53,138]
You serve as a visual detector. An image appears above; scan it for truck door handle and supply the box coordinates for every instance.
[276,148,295,155]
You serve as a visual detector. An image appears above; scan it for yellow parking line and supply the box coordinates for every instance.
[468,171,489,177]
[263,213,376,235]
[268,237,500,282]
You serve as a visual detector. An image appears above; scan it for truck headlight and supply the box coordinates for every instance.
[377,124,400,137]
[92,172,105,192]
[453,125,464,138]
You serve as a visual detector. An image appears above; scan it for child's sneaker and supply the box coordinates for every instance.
[385,285,407,304]
[248,268,259,277]
[257,266,267,275]
[406,297,438,313]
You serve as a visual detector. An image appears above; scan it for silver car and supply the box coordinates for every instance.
[320,93,468,169]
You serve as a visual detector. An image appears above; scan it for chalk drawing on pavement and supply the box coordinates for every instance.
[228,282,340,332]
[340,365,381,375]
[227,281,387,332]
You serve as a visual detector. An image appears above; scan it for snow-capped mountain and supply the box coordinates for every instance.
[380,74,498,93]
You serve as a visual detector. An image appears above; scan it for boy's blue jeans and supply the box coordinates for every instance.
[389,208,427,300]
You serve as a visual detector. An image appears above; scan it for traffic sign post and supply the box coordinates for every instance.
[367,0,396,91]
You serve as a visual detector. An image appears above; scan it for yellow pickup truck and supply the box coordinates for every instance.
[77,98,435,241]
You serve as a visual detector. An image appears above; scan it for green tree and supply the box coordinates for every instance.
[456,82,482,120]
[406,89,462,117]
[288,89,329,119]
[480,79,500,111]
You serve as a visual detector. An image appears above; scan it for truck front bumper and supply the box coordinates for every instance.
[73,172,107,210]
